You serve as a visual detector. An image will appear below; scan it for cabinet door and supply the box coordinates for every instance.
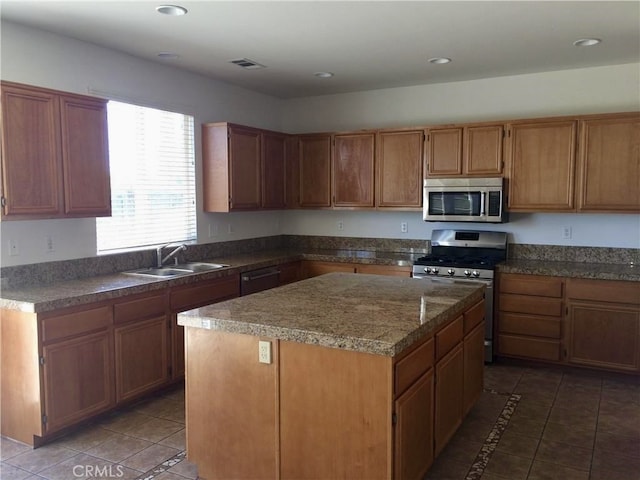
[463,321,485,416]
[577,114,640,212]
[42,331,114,434]
[262,131,286,209]
[60,95,111,216]
[114,316,169,402]
[299,134,332,207]
[229,126,261,210]
[426,128,463,176]
[464,124,504,175]
[1,83,63,217]
[376,129,424,209]
[173,314,186,379]
[506,120,577,211]
[332,133,375,207]
[567,300,640,372]
[434,343,463,456]
[284,135,300,208]
[394,369,434,480]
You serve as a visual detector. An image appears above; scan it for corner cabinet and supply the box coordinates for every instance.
[376,129,424,209]
[576,113,640,213]
[298,133,332,208]
[1,81,111,220]
[505,119,577,212]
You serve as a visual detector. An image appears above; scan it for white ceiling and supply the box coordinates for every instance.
[2,1,638,99]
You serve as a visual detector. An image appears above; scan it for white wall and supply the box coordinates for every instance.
[1,21,639,267]
[280,63,640,249]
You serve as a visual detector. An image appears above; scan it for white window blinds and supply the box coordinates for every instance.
[97,101,196,253]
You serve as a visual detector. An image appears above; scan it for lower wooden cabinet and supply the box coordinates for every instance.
[394,369,434,480]
[497,273,640,374]
[434,343,464,456]
[302,260,411,278]
[497,273,563,362]
[463,321,485,416]
[114,316,169,402]
[42,330,114,434]
[566,279,640,373]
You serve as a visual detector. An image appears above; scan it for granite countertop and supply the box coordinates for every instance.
[178,272,485,357]
[497,259,640,282]
[0,249,420,313]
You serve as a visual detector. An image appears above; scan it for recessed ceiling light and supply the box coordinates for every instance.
[428,57,452,65]
[156,5,187,16]
[573,38,601,47]
[314,72,334,78]
[158,52,179,59]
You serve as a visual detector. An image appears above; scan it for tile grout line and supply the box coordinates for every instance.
[134,450,187,480]
[464,389,521,480]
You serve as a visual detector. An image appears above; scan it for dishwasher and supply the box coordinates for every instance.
[240,266,281,296]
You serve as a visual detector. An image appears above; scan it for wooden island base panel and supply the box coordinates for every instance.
[178,272,486,480]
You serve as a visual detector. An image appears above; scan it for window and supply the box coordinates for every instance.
[96,101,196,253]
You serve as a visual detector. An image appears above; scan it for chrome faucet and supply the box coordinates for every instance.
[156,243,187,268]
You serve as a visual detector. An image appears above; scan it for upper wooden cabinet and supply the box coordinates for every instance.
[505,119,577,211]
[332,132,375,208]
[284,136,300,208]
[298,133,332,208]
[262,131,286,209]
[1,81,111,220]
[376,129,424,209]
[576,113,640,213]
[426,124,504,177]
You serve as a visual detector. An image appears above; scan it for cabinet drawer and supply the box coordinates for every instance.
[170,275,240,312]
[279,262,302,285]
[436,316,463,361]
[42,305,112,343]
[499,293,563,317]
[498,334,560,361]
[114,292,167,324]
[356,265,411,277]
[394,338,434,397]
[499,274,563,297]
[463,300,484,334]
[498,313,561,339]
[566,279,640,305]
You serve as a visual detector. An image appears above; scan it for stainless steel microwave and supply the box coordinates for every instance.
[423,177,506,223]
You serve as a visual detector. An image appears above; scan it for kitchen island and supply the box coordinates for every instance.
[178,273,486,480]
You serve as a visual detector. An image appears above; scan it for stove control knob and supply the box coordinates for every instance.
[464,270,471,277]
[447,268,455,276]
[424,267,431,274]
[432,267,439,275]
[472,270,481,278]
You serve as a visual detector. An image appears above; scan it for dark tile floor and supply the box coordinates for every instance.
[1,362,638,480]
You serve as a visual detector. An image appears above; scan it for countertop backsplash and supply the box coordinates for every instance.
[1,234,638,290]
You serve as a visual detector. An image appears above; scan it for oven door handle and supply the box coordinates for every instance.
[480,192,486,217]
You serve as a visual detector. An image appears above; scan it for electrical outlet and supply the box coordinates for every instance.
[258,340,272,364]
[227,224,234,234]
[208,223,218,237]
[46,235,55,253]
[337,220,344,231]
[562,226,572,240]
[401,222,408,233]
[8,239,18,256]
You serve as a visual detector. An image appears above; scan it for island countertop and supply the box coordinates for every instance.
[178,272,484,357]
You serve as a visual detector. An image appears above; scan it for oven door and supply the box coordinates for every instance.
[413,274,494,362]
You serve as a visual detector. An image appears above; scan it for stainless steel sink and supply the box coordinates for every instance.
[174,262,230,272]
[125,267,194,278]
[124,262,230,278]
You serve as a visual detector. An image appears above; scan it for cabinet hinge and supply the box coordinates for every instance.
[506,129,511,138]
[42,414,47,425]
[39,356,45,365]
[426,134,430,142]
[0,197,5,207]
[565,306,568,315]
[168,366,173,377]
[392,412,397,426]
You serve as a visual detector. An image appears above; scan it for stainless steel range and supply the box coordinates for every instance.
[412,229,508,362]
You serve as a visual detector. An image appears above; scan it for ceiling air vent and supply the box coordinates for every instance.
[229,58,266,70]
